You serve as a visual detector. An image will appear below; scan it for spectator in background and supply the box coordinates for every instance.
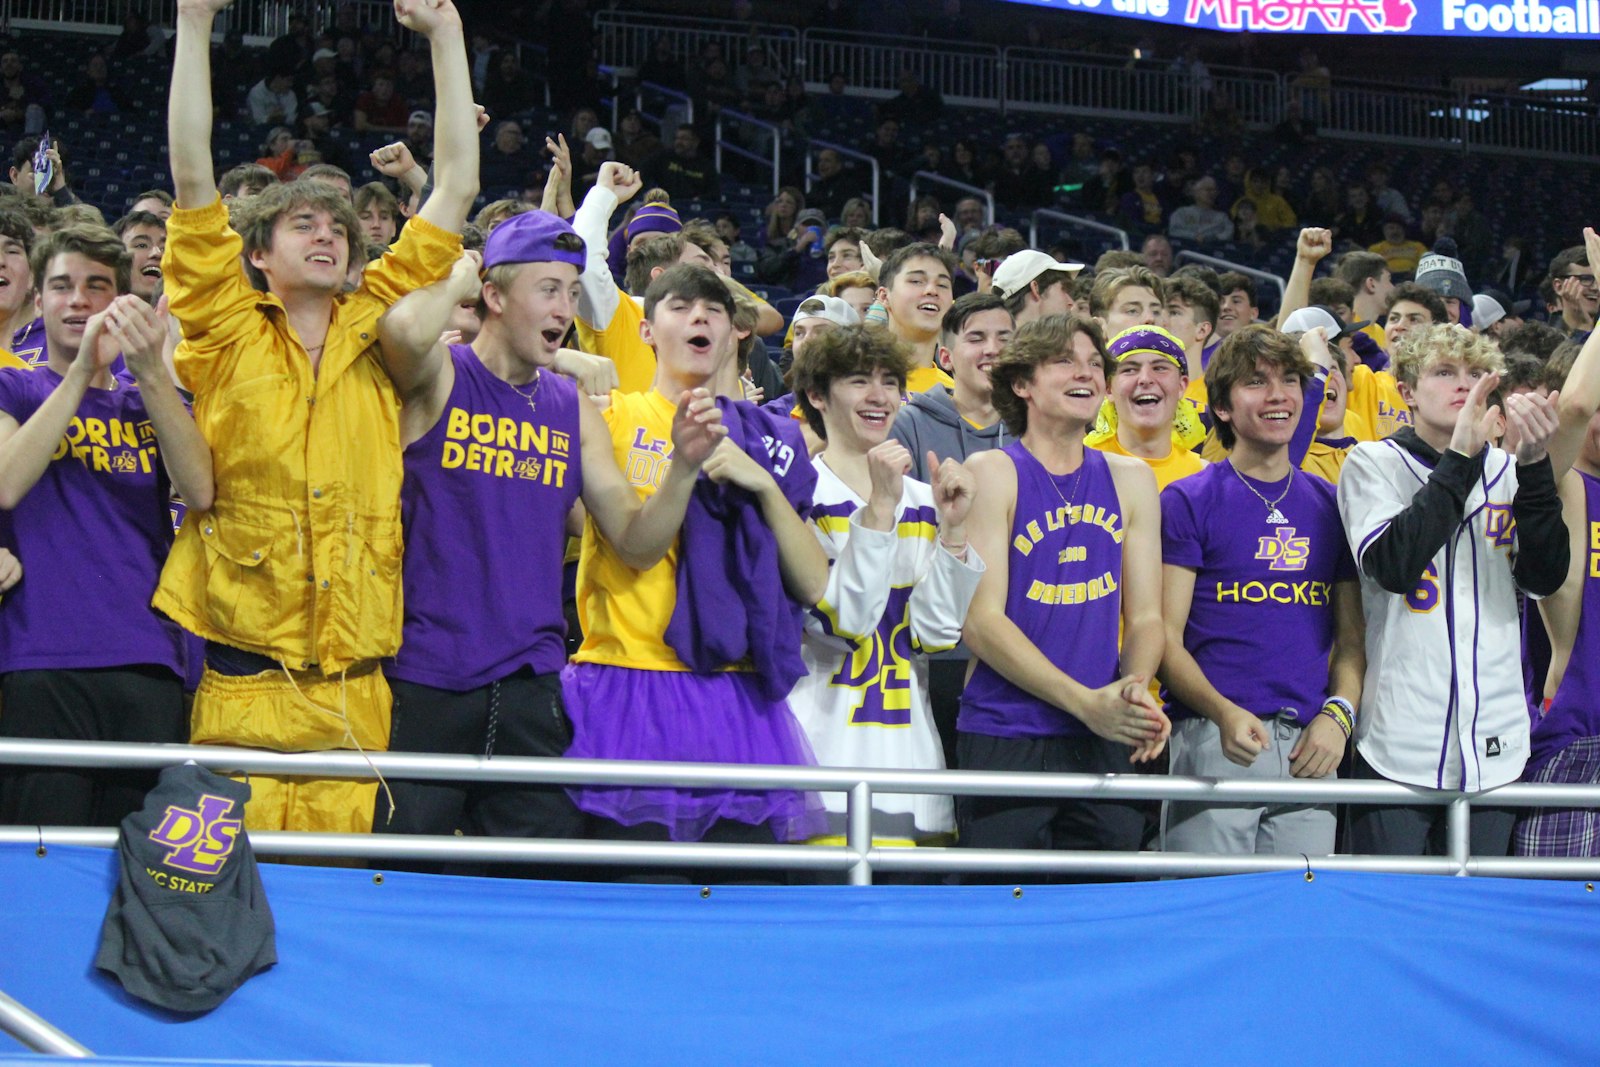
[1370,216,1427,276]
[1118,160,1169,232]
[652,124,717,202]
[1274,98,1317,146]
[992,134,1052,214]
[354,70,408,133]
[715,211,756,267]
[689,53,741,120]
[1545,244,1598,338]
[1079,149,1131,215]
[304,72,351,128]
[1449,191,1494,279]
[941,138,987,189]
[393,49,432,111]
[638,37,686,93]
[0,52,46,137]
[481,49,540,119]
[1168,175,1233,244]
[1301,167,1341,229]
[879,69,944,125]
[1143,234,1174,278]
[66,53,133,116]
[112,9,167,59]
[783,75,814,137]
[840,197,872,229]
[1366,163,1411,224]
[1064,132,1099,185]
[614,109,662,171]
[247,68,298,126]
[1233,169,1294,232]
[807,147,863,222]
[867,117,912,183]
[265,11,313,76]
[758,206,828,291]
[1335,185,1383,248]
[353,181,400,247]
[404,109,434,168]
[735,44,783,105]
[480,120,541,197]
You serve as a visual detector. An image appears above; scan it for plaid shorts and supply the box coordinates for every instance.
[1514,736,1600,857]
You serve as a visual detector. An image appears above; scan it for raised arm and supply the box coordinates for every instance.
[1278,227,1331,323]
[402,0,478,232]
[582,387,725,570]
[169,0,232,207]
[110,295,214,512]
[574,163,641,330]
[377,249,479,430]
[0,312,117,508]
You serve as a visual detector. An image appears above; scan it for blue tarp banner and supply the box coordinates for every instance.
[3,844,1599,1065]
[1000,0,1600,38]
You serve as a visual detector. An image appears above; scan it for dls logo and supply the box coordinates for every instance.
[148,794,243,875]
[1484,504,1515,549]
[1256,527,1311,572]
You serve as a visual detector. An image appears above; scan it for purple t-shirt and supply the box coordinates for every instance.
[1160,461,1355,725]
[0,367,183,675]
[387,346,584,690]
[9,316,45,368]
[1529,470,1600,774]
[959,442,1124,738]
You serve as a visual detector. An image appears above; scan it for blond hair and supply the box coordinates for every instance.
[1391,324,1504,388]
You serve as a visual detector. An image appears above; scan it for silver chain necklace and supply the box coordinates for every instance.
[509,369,541,412]
[1230,461,1294,524]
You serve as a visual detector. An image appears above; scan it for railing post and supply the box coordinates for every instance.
[847,781,873,886]
[1446,795,1472,877]
[713,114,723,175]
[0,990,92,1058]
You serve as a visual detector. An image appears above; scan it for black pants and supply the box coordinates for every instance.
[0,666,186,827]
[956,730,1148,884]
[375,671,586,877]
[1345,751,1515,858]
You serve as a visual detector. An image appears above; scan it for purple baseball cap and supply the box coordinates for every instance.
[481,210,586,272]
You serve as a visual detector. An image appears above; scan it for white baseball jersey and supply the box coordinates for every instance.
[1339,439,1530,791]
[788,460,985,842]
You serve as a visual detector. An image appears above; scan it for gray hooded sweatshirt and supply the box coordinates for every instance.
[891,385,1008,479]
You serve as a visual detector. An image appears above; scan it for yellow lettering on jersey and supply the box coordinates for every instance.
[1590,521,1600,578]
[439,406,571,486]
[1215,580,1331,605]
[1025,570,1119,605]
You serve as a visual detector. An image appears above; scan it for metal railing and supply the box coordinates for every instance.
[1176,249,1287,309]
[802,30,1001,107]
[593,10,800,81]
[7,738,1600,885]
[0,989,91,1057]
[6,0,399,46]
[714,108,783,198]
[1030,208,1129,253]
[805,139,880,226]
[908,171,993,228]
[587,11,1600,164]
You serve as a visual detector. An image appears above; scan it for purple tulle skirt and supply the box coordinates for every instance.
[561,662,827,842]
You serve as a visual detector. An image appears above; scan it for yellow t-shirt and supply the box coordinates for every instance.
[1349,364,1410,441]
[0,349,27,371]
[1092,432,1208,492]
[1368,239,1428,276]
[907,365,954,394]
[573,389,688,671]
[575,292,656,395]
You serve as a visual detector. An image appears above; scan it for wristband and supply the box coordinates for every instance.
[938,537,969,560]
[1318,696,1354,739]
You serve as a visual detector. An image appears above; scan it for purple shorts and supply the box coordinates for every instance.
[561,662,826,842]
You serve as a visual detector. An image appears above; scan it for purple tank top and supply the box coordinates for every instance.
[959,441,1124,738]
[388,345,583,690]
[1528,469,1600,774]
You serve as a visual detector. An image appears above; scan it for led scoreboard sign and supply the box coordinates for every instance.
[1001,0,1600,37]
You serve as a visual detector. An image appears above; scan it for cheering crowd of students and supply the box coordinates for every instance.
[1,0,1599,882]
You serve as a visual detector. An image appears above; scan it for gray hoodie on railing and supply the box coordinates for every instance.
[891,385,1008,480]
